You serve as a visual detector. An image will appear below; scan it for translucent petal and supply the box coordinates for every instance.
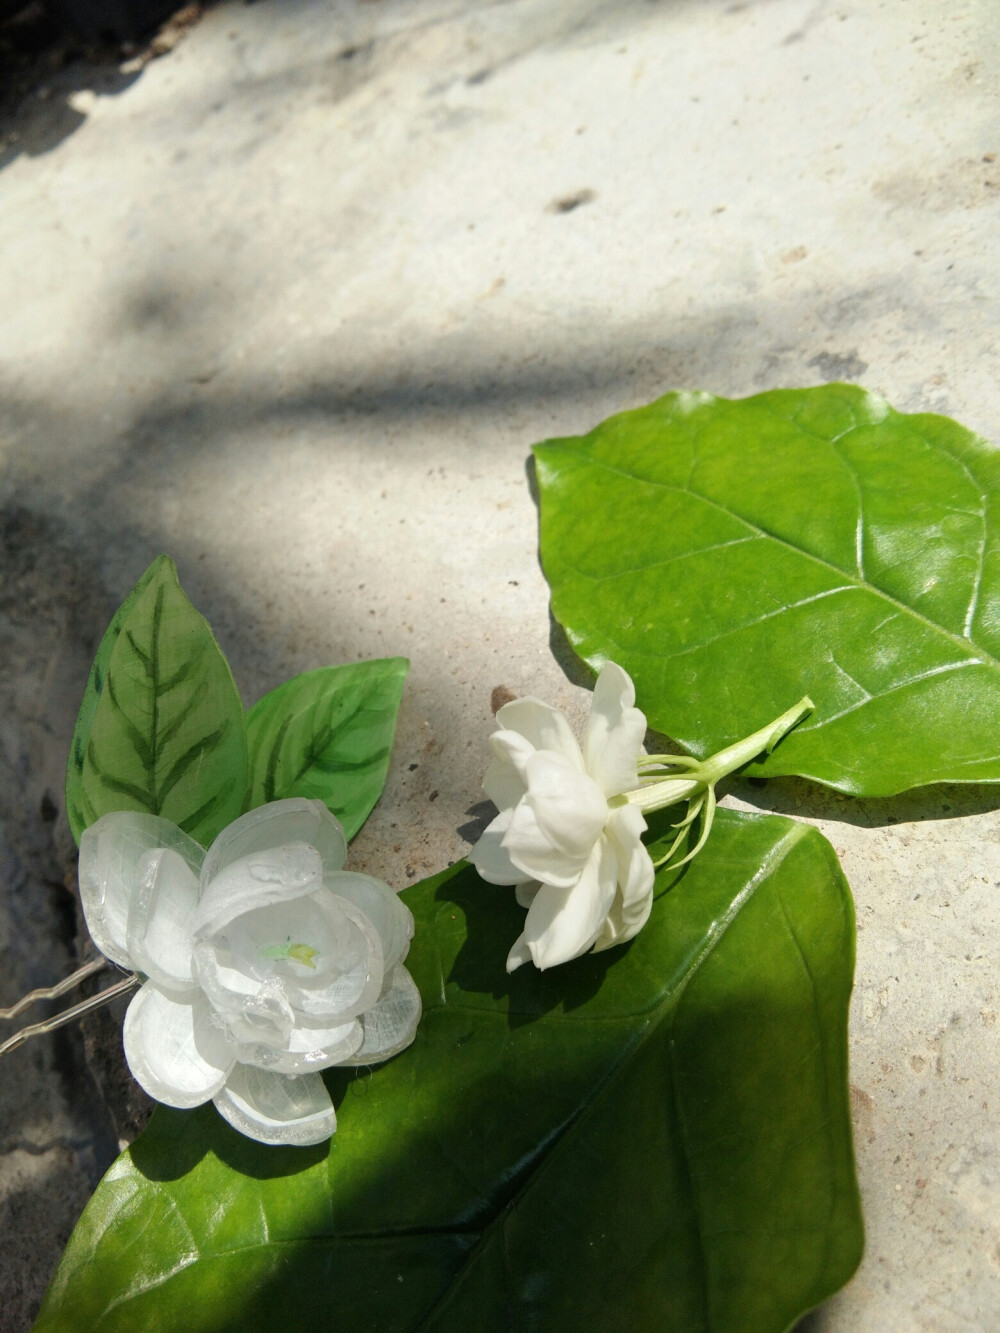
[583,662,647,797]
[520,836,617,970]
[468,809,530,886]
[236,1017,363,1074]
[340,965,421,1066]
[200,798,347,891]
[323,872,414,972]
[196,893,383,1029]
[219,890,364,987]
[78,812,204,969]
[493,697,584,769]
[284,894,383,1020]
[192,844,325,937]
[504,752,607,887]
[213,1066,336,1147]
[126,848,199,992]
[123,983,234,1109]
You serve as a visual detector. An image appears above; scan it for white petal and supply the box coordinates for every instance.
[126,848,200,992]
[583,662,647,797]
[340,965,422,1066]
[493,697,584,769]
[520,836,617,970]
[593,804,656,952]
[323,872,414,972]
[503,752,607,887]
[214,1066,336,1146]
[192,844,325,937]
[515,882,541,909]
[200,798,347,891]
[606,804,654,912]
[123,983,234,1108]
[506,933,534,973]
[469,809,531,886]
[482,729,533,809]
[78,812,204,969]
[236,1017,363,1074]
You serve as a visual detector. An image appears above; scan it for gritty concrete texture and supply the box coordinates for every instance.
[0,0,998,1328]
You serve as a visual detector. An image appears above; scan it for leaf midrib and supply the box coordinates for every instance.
[69,821,826,1333]
[544,447,1000,676]
[411,821,812,1329]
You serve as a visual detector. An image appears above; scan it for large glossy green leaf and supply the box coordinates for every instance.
[36,809,862,1333]
[65,557,163,844]
[77,557,248,846]
[535,384,1000,796]
[245,659,408,838]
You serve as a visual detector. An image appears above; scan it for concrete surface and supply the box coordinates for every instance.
[0,0,998,1328]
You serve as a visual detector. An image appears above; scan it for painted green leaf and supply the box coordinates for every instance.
[36,809,862,1333]
[65,557,163,844]
[244,658,408,839]
[535,383,1000,796]
[77,557,248,847]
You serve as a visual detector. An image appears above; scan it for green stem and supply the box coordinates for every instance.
[627,696,812,813]
[698,696,814,787]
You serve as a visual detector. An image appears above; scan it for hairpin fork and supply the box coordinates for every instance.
[0,959,140,1060]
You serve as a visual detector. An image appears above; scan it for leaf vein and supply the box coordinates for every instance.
[557,449,1000,673]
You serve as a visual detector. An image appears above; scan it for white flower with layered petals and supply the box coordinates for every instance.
[469,662,655,972]
[78,798,421,1147]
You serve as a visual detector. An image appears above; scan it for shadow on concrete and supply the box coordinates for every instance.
[0,1,145,172]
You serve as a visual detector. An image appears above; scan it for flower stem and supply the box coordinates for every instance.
[698,695,814,787]
[626,696,813,813]
[626,696,813,869]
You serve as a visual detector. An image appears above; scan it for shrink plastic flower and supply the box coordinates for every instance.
[79,798,420,1147]
[470,662,812,972]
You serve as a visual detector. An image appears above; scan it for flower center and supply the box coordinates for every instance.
[259,939,320,969]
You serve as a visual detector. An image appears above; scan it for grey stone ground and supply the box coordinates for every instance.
[0,0,998,1328]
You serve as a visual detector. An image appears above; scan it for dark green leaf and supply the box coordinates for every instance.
[78,557,248,846]
[65,557,164,844]
[245,659,408,839]
[36,809,862,1333]
[535,384,1000,796]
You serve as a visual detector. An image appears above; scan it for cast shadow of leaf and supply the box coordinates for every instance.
[729,770,1000,827]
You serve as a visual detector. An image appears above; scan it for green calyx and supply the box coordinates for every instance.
[625,695,814,869]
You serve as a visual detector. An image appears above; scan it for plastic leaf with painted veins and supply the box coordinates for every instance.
[78,797,420,1146]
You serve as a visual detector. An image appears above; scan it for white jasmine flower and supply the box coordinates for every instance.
[470,662,656,972]
[78,798,420,1147]
[470,663,814,973]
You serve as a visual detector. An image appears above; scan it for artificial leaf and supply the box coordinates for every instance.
[36,809,862,1333]
[65,557,163,844]
[245,659,408,839]
[78,557,247,847]
[535,383,1000,796]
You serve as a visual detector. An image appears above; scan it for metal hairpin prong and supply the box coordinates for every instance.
[0,958,110,1022]
[0,971,140,1060]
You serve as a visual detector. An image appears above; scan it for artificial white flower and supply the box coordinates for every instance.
[78,797,420,1147]
[469,662,655,972]
[470,662,814,973]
